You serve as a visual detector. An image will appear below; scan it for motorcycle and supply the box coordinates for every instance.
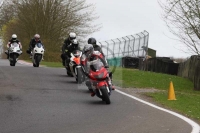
[31,43,44,67]
[87,58,112,104]
[68,50,85,83]
[5,42,22,66]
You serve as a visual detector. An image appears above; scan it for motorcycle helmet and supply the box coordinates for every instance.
[12,34,17,41]
[34,34,40,41]
[88,37,96,46]
[83,44,94,58]
[69,32,76,41]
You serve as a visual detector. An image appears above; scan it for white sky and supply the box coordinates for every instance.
[86,0,190,58]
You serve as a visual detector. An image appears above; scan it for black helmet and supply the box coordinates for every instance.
[83,44,94,58]
[88,37,96,45]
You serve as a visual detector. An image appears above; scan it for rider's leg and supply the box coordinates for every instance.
[108,72,115,90]
[61,54,65,66]
[85,79,95,97]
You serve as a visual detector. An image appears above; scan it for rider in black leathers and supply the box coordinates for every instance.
[61,32,76,66]
[87,37,105,57]
[26,34,44,59]
[64,39,81,74]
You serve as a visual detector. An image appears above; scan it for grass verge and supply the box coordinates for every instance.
[111,67,200,124]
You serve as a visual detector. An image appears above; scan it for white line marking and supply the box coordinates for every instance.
[116,89,200,133]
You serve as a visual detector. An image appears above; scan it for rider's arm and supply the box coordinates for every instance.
[97,46,105,57]
[7,41,11,48]
[29,39,34,49]
[98,53,109,68]
[19,42,22,49]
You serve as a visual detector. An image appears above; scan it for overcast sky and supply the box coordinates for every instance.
[86,0,190,58]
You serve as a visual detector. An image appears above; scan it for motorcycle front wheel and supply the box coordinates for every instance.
[10,54,17,66]
[100,86,111,104]
[34,54,42,67]
[76,67,83,84]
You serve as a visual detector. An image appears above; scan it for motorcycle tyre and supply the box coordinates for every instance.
[100,87,111,104]
[10,54,17,66]
[35,54,42,67]
[77,67,83,84]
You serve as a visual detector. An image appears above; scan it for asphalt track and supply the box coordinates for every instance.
[0,59,199,133]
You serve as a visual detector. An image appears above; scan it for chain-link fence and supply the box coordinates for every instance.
[99,30,149,59]
[98,30,149,67]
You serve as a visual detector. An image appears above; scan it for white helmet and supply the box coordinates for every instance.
[34,34,40,39]
[69,32,76,40]
[12,34,17,40]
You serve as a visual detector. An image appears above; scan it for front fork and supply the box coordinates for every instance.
[96,81,110,96]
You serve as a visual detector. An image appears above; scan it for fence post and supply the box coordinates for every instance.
[131,35,136,57]
[111,39,115,57]
[136,34,141,57]
[126,36,131,56]
[105,41,109,59]
[122,37,127,57]
[117,38,123,57]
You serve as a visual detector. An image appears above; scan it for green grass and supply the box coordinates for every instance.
[111,67,200,124]
[112,67,193,92]
[27,61,200,123]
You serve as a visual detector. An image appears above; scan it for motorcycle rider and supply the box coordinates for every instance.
[81,44,114,97]
[87,37,114,89]
[26,34,44,59]
[87,37,105,57]
[5,34,22,59]
[64,39,81,74]
[61,32,77,66]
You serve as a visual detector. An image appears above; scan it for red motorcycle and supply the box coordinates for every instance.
[87,59,111,104]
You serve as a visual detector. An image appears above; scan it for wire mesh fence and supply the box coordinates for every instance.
[99,30,149,59]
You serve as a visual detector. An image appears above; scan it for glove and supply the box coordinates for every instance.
[26,49,31,54]
[105,65,109,68]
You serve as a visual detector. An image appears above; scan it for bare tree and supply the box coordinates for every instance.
[15,0,99,47]
[158,0,200,55]
[0,1,18,30]
[0,0,100,52]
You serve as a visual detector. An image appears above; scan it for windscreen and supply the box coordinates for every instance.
[36,43,43,48]
[11,42,19,47]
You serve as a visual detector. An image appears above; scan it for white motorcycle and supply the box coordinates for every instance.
[5,42,22,66]
[31,43,44,67]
